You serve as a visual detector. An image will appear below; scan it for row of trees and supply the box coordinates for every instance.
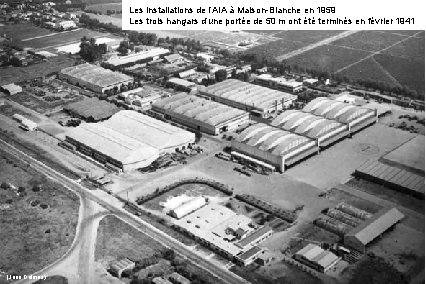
[79,36,107,62]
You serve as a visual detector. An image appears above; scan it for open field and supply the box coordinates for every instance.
[22,28,108,49]
[0,23,53,41]
[384,36,425,62]
[0,149,79,279]
[86,3,122,13]
[286,44,372,73]
[374,53,425,96]
[339,57,399,86]
[245,30,344,59]
[81,0,121,3]
[0,55,75,85]
[332,31,406,52]
[9,91,71,114]
[95,215,166,265]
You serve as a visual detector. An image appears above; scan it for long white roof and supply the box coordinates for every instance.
[200,79,297,111]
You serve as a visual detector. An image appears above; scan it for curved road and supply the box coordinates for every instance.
[1,139,247,284]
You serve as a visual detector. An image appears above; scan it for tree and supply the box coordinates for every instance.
[117,40,130,55]
[214,69,227,82]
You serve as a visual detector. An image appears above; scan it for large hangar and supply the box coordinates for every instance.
[59,63,133,94]
[302,97,377,133]
[199,79,297,117]
[65,110,195,172]
[272,110,349,148]
[231,123,318,172]
[152,93,250,135]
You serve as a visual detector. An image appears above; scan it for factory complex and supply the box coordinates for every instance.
[171,201,273,266]
[199,79,297,117]
[105,47,170,68]
[65,110,195,172]
[152,93,250,135]
[294,244,340,273]
[254,73,304,93]
[231,97,378,172]
[59,64,133,94]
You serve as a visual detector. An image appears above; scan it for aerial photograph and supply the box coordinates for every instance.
[0,1,424,284]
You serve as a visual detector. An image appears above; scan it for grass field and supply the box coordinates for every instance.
[0,149,79,279]
[0,55,75,85]
[383,36,425,62]
[332,31,406,52]
[245,30,343,59]
[374,53,425,95]
[22,28,108,49]
[339,57,398,86]
[86,3,122,13]
[0,23,53,41]
[95,215,166,265]
[286,44,371,73]
[81,0,121,3]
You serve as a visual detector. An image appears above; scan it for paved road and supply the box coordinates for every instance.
[0,139,247,284]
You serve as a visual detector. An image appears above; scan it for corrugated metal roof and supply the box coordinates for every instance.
[64,97,119,121]
[345,207,404,245]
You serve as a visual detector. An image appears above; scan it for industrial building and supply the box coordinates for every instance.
[109,258,135,278]
[294,244,340,273]
[169,197,207,219]
[344,207,404,253]
[1,83,22,95]
[63,97,120,122]
[152,93,250,135]
[59,64,133,94]
[199,79,297,117]
[12,113,37,131]
[173,203,272,266]
[231,123,318,172]
[167,78,197,92]
[302,97,377,134]
[254,74,304,93]
[65,110,195,172]
[105,47,170,68]
[272,110,349,148]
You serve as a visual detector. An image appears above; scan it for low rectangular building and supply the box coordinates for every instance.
[294,244,340,273]
[105,47,170,68]
[173,203,272,266]
[167,78,197,92]
[254,74,303,93]
[199,79,297,117]
[152,93,250,135]
[59,64,133,94]
[109,258,135,278]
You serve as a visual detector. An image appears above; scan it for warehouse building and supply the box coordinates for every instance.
[344,207,404,253]
[105,47,169,68]
[65,110,195,172]
[59,64,133,94]
[152,93,250,135]
[303,97,377,133]
[169,197,207,219]
[63,97,120,122]
[254,74,304,93]
[167,77,197,92]
[1,83,22,95]
[199,79,297,117]
[272,110,349,148]
[294,244,340,273]
[231,123,318,172]
[173,203,272,266]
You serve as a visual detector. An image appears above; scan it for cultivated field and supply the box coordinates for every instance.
[0,55,75,85]
[86,3,122,14]
[331,31,406,52]
[0,23,53,41]
[22,28,108,49]
[0,149,79,279]
[286,44,371,73]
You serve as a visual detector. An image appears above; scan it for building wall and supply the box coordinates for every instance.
[343,235,365,253]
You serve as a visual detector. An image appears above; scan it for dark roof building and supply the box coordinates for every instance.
[344,207,404,253]
[63,97,120,122]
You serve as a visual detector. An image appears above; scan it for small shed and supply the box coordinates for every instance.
[1,83,22,95]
